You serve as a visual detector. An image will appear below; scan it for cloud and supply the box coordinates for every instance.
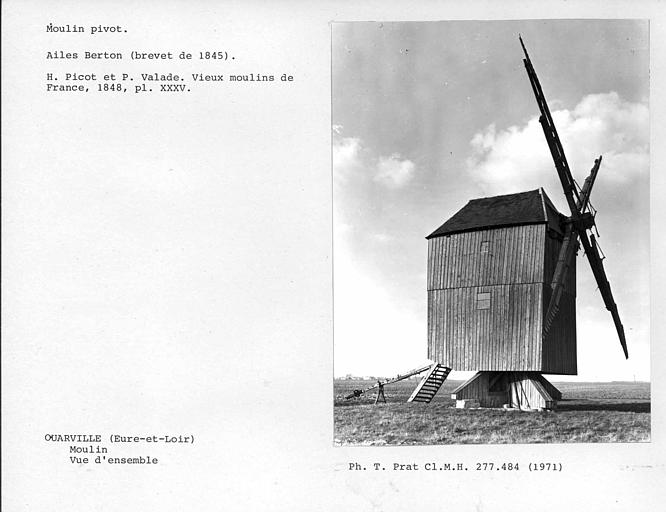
[332,136,364,185]
[333,133,416,189]
[467,92,648,202]
[375,153,416,188]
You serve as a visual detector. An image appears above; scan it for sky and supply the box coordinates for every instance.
[332,20,650,381]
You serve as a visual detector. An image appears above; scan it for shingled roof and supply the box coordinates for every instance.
[426,188,565,239]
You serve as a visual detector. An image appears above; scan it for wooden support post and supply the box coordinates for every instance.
[374,382,386,404]
[452,371,558,410]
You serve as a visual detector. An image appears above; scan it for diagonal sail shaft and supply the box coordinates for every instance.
[520,36,580,216]
[579,233,629,358]
[544,223,579,334]
[577,157,602,213]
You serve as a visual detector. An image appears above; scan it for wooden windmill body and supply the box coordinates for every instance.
[426,189,574,409]
[424,38,628,410]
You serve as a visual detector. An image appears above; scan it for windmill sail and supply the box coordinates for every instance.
[520,36,580,214]
[519,36,628,359]
[580,233,629,358]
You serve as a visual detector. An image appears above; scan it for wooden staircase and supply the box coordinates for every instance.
[407,364,451,403]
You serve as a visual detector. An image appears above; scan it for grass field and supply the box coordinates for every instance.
[334,379,650,445]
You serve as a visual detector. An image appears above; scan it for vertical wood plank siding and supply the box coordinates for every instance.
[427,224,545,290]
[507,374,555,409]
[541,229,577,374]
[427,284,543,370]
[427,223,577,374]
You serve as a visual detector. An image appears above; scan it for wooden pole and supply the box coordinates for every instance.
[374,382,386,404]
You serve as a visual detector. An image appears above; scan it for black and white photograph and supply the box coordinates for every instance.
[333,20,650,444]
[3,3,666,511]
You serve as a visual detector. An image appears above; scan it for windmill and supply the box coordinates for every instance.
[421,37,628,410]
